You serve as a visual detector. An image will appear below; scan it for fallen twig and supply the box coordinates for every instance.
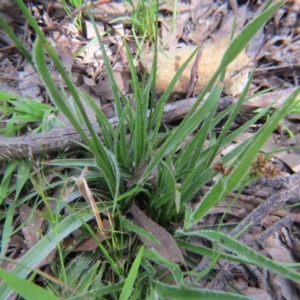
[0,87,298,161]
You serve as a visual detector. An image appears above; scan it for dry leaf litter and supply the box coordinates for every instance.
[0,0,300,299]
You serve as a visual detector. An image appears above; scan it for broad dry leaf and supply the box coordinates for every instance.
[140,37,249,96]
[91,69,129,100]
[0,58,19,100]
[233,132,286,159]
[188,4,226,45]
[84,20,104,40]
[93,3,129,21]
[97,3,127,15]
[83,75,97,87]
[278,153,300,173]
[271,273,298,300]
[57,87,101,126]
[18,62,43,101]
[161,17,184,50]
[9,235,27,251]
[19,204,44,249]
[243,287,272,300]
[36,249,57,268]
[56,45,74,72]
[209,198,254,218]
[129,202,184,263]
[263,232,298,299]
[159,2,191,13]
[73,219,111,251]
[265,233,295,263]
[190,0,215,24]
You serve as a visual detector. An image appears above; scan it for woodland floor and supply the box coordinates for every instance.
[0,0,300,299]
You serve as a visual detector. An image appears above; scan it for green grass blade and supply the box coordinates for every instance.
[202,72,254,170]
[194,230,300,283]
[122,219,160,245]
[0,161,18,204]
[1,205,15,256]
[85,4,128,155]
[140,82,223,184]
[177,240,254,265]
[125,42,148,167]
[119,246,144,300]
[177,83,223,173]
[180,138,253,205]
[180,0,284,124]
[33,38,116,193]
[190,88,300,226]
[143,249,183,285]
[150,47,199,141]
[69,282,124,300]
[153,281,253,299]
[77,260,101,292]
[80,91,115,149]
[0,268,59,300]
[0,17,33,67]
[0,203,113,298]
[33,39,86,141]
[17,0,116,189]
[15,160,31,201]
[218,1,284,71]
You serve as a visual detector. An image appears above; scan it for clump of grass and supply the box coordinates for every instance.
[0,91,62,136]
[111,0,159,53]
[127,0,158,44]
[60,0,84,31]
[1,0,300,299]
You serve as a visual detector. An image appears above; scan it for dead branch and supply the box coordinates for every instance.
[0,87,298,161]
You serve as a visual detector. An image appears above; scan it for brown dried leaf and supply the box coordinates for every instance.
[19,204,44,249]
[73,219,111,252]
[279,151,300,173]
[0,58,19,98]
[0,0,16,10]
[84,20,104,40]
[57,45,74,72]
[9,235,27,251]
[209,198,254,219]
[36,249,57,268]
[243,287,272,300]
[186,47,203,98]
[91,69,129,100]
[159,2,191,13]
[1,253,24,271]
[83,75,97,87]
[233,133,285,159]
[0,12,13,25]
[190,4,227,45]
[140,38,249,96]
[160,17,184,50]
[190,0,216,25]
[270,272,297,300]
[93,3,128,20]
[129,202,184,263]
[18,63,43,101]
[264,233,295,263]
